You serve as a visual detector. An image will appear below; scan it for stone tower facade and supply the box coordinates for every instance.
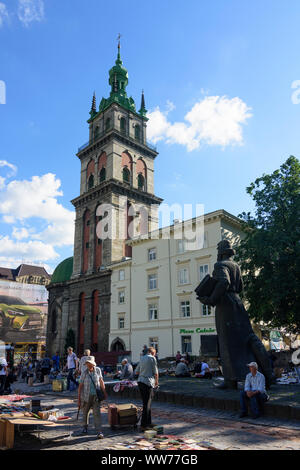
[46,43,163,358]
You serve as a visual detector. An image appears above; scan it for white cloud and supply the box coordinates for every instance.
[0,167,75,268]
[0,2,8,27]
[0,160,17,178]
[17,0,44,27]
[147,96,252,152]
[0,235,59,262]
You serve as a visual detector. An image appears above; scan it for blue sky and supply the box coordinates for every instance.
[1,0,300,272]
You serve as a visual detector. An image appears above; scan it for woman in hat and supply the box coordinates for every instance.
[77,358,107,439]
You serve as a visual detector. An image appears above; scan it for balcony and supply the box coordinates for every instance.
[77,125,157,153]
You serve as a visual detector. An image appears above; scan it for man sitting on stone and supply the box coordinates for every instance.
[119,359,134,380]
[175,358,191,377]
[240,362,269,419]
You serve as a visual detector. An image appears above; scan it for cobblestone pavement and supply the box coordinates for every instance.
[11,390,300,450]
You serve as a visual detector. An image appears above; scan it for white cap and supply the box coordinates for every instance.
[247,362,258,369]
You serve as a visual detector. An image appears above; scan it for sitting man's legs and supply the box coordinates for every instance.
[239,390,249,417]
[249,392,267,418]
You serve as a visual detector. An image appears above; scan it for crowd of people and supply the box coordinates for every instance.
[0,345,277,436]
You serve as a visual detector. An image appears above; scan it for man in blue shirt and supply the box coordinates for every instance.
[240,362,269,419]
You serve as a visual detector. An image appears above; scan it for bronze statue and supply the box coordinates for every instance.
[196,240,273,389]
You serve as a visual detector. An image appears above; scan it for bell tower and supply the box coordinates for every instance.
[71,40,163,278]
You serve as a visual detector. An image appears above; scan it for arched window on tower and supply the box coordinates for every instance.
[120,117,126,134]
[105,117,111,131]
[135,124,141,141]
[99,167,106,182]
[123,166,130,184]
[94,126,99,141]
[88,174,94,189]
[137,173,145,191]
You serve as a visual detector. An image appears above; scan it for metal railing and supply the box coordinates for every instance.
[77,125,157,153]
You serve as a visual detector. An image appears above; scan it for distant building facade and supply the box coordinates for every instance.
[108,210,244,362]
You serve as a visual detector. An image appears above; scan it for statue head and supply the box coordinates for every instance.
[217,240,236,260]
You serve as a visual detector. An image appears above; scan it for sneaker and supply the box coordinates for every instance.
[97,432,104,439]
[239,412,248,418]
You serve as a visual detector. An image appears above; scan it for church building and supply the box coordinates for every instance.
[46,42,163,359]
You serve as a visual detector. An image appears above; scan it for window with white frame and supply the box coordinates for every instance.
[202,305,212,316]
[149,337,158,353]
[180,300,191,317]
[148,248,156,261]
[178,267,189,285]
[178,240,186,254]
[119,269,125,281]
[118,290,125,304]
[118,317,125,329]
[199,264,209,281]
[148,304,158,320]
[148,273,157,290]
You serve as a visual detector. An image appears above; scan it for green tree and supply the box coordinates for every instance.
[236,156,300,333]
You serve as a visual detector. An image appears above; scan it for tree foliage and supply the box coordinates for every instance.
[236,156,300,333]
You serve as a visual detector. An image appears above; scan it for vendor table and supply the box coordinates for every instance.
[0,413,72,449]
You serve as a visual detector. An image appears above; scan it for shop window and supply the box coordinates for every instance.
[181,335,192,354]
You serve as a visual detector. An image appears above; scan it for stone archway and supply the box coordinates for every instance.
[110,337,126,352]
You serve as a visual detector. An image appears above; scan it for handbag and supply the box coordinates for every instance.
[89,370,105,402]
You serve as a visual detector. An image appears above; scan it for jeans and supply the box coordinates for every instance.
[240,390,268,417]
[0,375,6,394]
[138,382,154,428]
[82,395,102,432]
[67,368,77,390]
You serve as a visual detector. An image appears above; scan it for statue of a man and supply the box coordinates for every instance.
[197,240,273,389]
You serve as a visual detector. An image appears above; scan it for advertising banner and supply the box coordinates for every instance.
[0,280,48,344]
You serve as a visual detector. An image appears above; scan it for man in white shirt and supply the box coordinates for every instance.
[79,349,95,376]
[240,362,268,419]
[65,347,79,390]
[0,357,8,394]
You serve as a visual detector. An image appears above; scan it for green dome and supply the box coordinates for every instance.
[50,257,73,284]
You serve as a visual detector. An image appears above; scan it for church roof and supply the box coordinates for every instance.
[50,257,73,284]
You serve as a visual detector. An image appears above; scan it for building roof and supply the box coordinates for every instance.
[0,264,51,282]
[15,264,51,279]
[50,257,73,284]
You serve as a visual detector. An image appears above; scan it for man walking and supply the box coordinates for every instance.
[240,362,268,419]
[78,358,107,439]
[135,347,159,431]
[79,349,95,376]
[65,347,79,390]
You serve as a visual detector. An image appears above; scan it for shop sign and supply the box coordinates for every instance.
[180,327,216,334]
